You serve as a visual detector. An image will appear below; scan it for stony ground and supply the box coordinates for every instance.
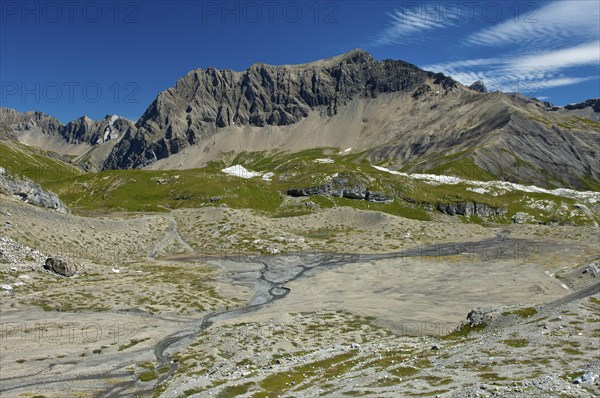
[0,195,598,397]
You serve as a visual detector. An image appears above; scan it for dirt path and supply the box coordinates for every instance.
[147,216,195,259]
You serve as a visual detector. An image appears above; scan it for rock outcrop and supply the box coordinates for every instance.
[0,167,69,213]
[469,81,487,93]
[564,98,600,113]
[44,256,77,277]
[465,307,502,327]
[286,173,394,204]
[435,202,507,217]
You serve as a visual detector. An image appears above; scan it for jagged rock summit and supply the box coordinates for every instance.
[102,49,457,170]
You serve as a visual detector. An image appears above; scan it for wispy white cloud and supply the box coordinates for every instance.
[371,1,600,94]
[423,41,600,91]
[512,41,600,72]
[372,8,456,45]
[466,1,600,47]
[529,76,597,89]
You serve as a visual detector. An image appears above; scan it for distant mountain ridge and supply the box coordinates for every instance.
[1,49,599,190]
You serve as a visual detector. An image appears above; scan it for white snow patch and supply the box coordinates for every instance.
[221,165,263,179]
[112,268,121,273]
[262,172,274,181]
[0,284,12,290]
[372,165,600,203]
[314,158,334,164]
[467,187,490,195]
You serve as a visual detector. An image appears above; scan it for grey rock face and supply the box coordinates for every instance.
[0,108,133,146]
[44,256,77,277]
[435,202,506,217]
[61,115,132,145]
[0,167,69,213]
[103,50,456,169]
[564,98,600,113]
[366,191,394,203]
[286,173,394,204]
[0,108,62,136]
[469,81,487,93]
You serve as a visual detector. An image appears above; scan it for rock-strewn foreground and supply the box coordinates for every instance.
[1,194,599,397]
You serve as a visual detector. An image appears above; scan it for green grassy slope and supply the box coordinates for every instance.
[1,146,589,226]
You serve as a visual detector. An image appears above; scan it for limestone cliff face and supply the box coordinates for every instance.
[103,50,456,169]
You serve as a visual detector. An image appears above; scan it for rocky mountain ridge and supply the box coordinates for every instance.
[102,49,458,169]
[1,50,599,189]
[0,108,132,146]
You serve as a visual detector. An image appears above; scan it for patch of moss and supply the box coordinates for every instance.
[501,339,529,348]
[139,371,158,382]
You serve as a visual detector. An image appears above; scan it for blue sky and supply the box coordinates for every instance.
[1,0,598,123]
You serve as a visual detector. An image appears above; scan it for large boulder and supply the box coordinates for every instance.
[466,307,501,327]
[44,257,77,277]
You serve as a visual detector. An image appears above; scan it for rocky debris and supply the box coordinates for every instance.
[43,256,77,277]
[582,262,599,277]
[435,201,506,217]
[573,371,597,384]
[465,307,502,327]
[0,235,45,265]
[469,81,487,93]
[512,211,538,224]
[0,167,69,213]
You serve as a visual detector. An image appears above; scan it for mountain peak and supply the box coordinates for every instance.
[313,49,375,67]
